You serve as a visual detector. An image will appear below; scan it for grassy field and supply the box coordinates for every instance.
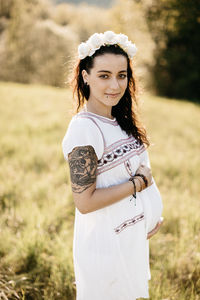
[0,82,199,299]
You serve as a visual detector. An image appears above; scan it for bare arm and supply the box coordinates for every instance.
[68,145,149,214]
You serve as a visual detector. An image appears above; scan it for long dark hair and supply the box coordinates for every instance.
[69,44,150,147]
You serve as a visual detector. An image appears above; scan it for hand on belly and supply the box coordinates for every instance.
[147,217,164,239]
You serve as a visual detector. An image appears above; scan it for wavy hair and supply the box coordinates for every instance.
[69,44,150,147]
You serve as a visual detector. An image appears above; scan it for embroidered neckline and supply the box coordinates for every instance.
[79,109,118,126]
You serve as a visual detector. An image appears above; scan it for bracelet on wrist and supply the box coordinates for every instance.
[135,173,148,188]
[128,177,136,199]
[134,176,143,192]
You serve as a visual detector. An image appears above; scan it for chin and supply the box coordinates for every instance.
[112,98,121,106]
[105,96,121,103]
[107,101,120,107]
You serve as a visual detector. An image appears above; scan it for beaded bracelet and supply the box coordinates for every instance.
[134,176,143,192]
[128,177,136,199]
[135,173,148,188]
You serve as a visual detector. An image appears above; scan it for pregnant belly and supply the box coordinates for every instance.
[140,180,163,233]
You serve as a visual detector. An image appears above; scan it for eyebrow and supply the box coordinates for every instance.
[97,70,127,73]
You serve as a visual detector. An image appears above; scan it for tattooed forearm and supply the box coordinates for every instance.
[68,145,98,193]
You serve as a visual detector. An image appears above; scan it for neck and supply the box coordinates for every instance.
[86,99,113,120]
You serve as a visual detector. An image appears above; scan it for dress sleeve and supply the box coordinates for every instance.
[62,116,105,161]
[140,148,151,168]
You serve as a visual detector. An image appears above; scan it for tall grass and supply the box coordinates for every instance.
[0,82,199,299]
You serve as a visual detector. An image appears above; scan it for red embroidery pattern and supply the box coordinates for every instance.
[75,113,146,176]
[97,140,145,175]
[104,136,135,153]
[114,213,144,234]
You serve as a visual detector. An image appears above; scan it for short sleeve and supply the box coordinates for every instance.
[62,116,104,161]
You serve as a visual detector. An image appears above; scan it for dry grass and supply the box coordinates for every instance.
[0,82,199,299]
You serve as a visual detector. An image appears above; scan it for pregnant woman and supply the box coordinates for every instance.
[62,31,163,300]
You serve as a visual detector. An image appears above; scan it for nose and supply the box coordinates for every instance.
[109,77,120,90]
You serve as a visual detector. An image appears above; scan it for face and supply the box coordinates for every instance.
[82,53,128,110]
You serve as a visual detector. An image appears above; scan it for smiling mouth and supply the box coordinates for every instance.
[105,93,120,97]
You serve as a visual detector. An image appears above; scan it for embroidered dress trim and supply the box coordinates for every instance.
[98,137,143,167]
[74,113,145,175]
[97,138,145,175]
[114,212,145,234]
[104,136,140,153]
[78,112,119,126]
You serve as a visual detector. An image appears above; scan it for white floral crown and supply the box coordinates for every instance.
[78,31,137,60]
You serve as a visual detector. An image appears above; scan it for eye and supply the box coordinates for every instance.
[119,74,127,79]
[99,74,109,79]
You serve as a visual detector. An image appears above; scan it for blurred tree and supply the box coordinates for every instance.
[0,0,13,18]
[111,0,155,90]
[0,0,112,86]
[0,0,78,86]
[145,0,200,101]
[2,0,36,83]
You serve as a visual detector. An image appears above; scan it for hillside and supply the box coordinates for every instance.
[0,82,199,299]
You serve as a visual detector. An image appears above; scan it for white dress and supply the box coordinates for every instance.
[62,110,163,300]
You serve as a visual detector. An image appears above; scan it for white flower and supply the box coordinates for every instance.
[126,42,137,58]
[78,31,138,60]
[116,33,128,45]
[88,47,96,57]
[103,31,117,45]
[88,33,103,50]
[78,42,90,59]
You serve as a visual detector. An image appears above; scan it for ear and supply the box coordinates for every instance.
[82,70,89,84]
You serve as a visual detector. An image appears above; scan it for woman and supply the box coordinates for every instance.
[62,31,163,300]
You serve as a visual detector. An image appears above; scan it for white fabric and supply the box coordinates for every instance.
[62,110,163,300]
[62,116,104,161]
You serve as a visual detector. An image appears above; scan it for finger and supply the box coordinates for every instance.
[155,219,163,228]
[147,227,158,239]
[147,227,157,238]
[147,220,163,239]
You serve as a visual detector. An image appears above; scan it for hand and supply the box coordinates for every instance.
[135,164,153,188]
[147,217,164,239]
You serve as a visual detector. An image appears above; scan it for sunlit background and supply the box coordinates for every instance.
[0,0,199,299]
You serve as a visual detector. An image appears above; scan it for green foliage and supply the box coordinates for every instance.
[146,0,200,102]
[0,82,200,299]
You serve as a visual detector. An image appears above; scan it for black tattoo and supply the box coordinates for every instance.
[68,145,97,193]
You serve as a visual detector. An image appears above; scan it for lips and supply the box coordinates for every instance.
[105,93,120,96]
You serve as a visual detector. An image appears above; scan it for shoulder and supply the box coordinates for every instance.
[62,113,105,161]
[67,113,101,131]
[62,113,104,144]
